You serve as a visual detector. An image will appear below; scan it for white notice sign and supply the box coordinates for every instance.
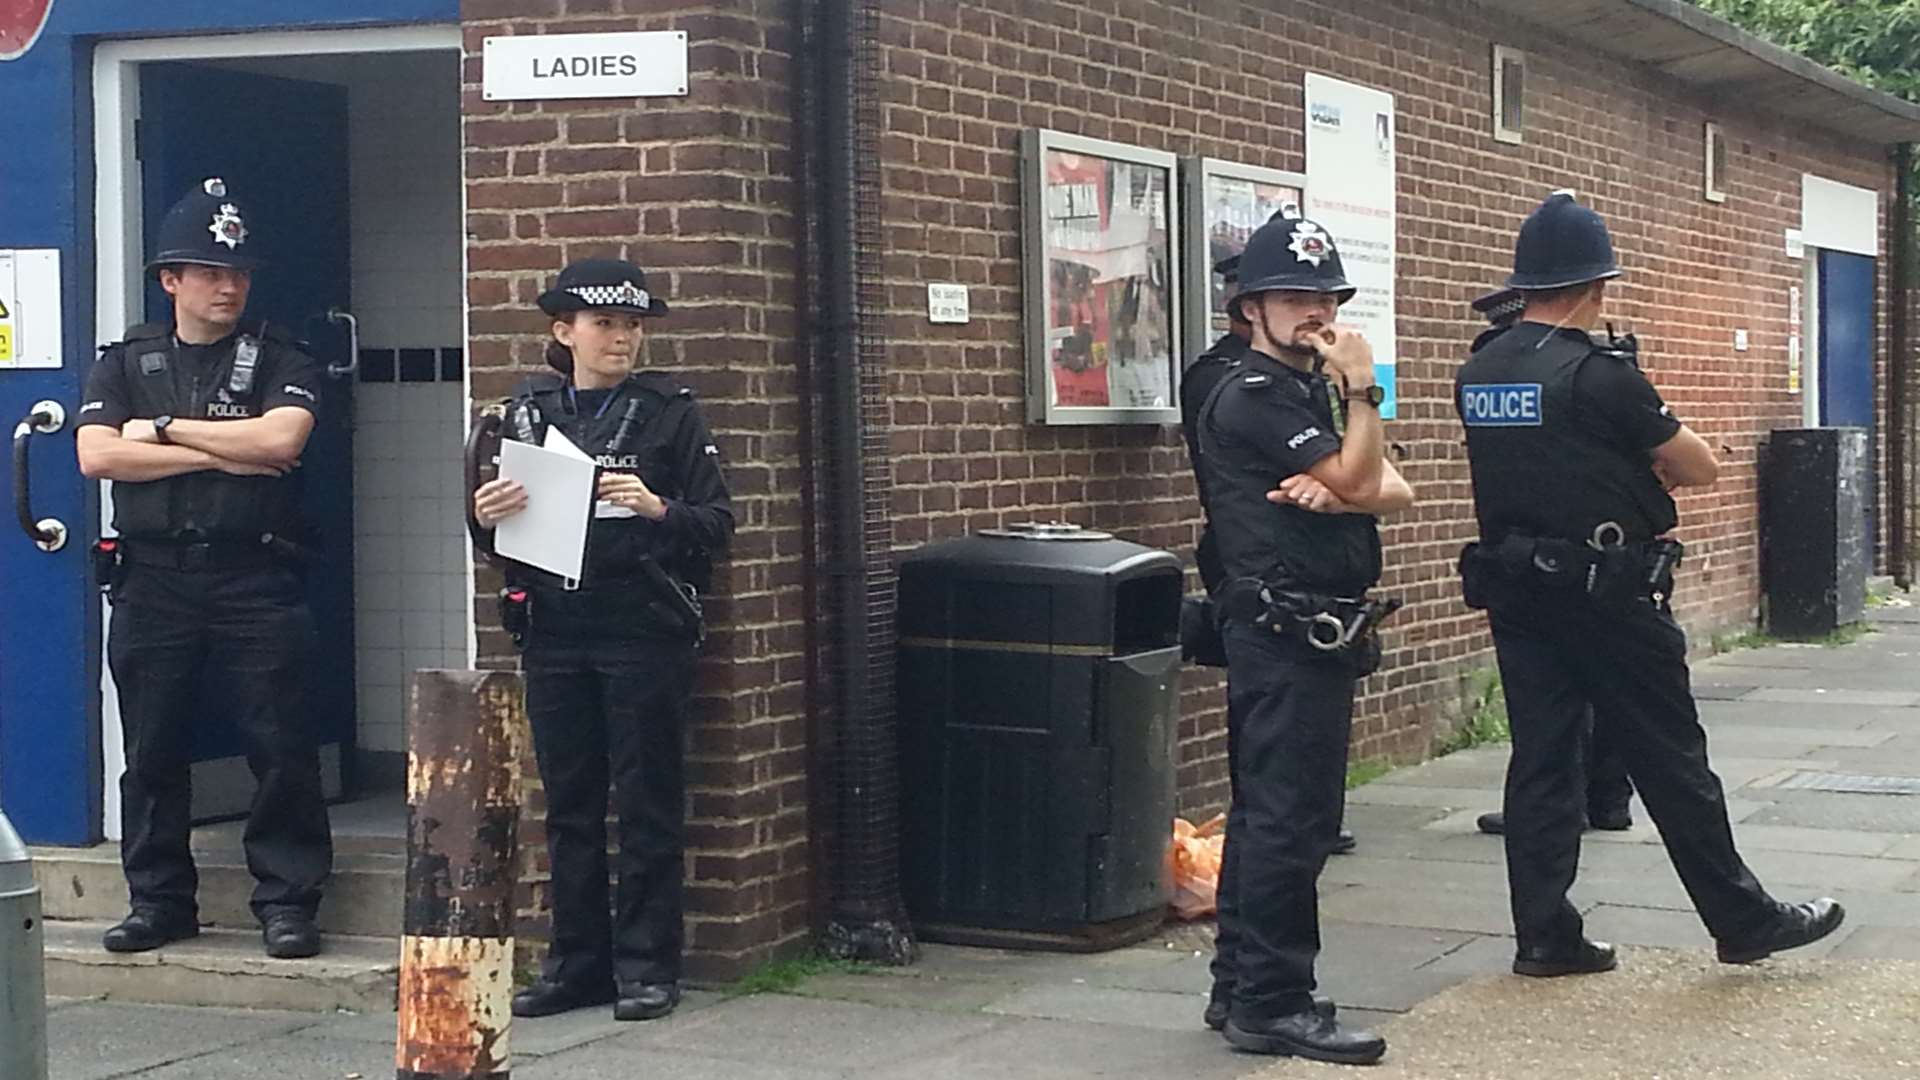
[0,249,63,370]
[483,31,689,102]
[1304,74,1397,418]
[927,283,970,324]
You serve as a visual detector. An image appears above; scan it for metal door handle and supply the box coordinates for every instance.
[12,400,68,552]
[325,307,359,379]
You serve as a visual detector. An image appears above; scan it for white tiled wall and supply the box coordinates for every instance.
[343,54,466,754]
[354,385,468,753]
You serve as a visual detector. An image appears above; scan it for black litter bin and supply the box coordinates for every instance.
[897,522,1183,951]
[1761,427,1868,637]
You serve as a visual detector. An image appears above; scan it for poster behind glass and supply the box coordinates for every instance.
[1182,160,1306,359]
[1025,130,1179,425]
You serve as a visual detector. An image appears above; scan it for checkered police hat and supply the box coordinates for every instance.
[537,258,670,318]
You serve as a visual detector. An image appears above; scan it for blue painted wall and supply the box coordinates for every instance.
[0,0,456,844]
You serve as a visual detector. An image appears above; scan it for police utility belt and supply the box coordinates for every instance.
[1458,521,1683,614]
[90,530,314,595]
[498,560,704,646]
[1183,580,1403,675]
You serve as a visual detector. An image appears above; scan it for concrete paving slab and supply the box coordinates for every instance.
[1312,923,1487,1012]
[117,1037,391,1080]
[1734,847,1920,892]
[904,941,1191,990]
[641,993,1000,1072]
[45,1001,317,1080]
[1581,903,1723,951]
[42,920,398,1013]
[861,1016,1255,1080]
[1719,823,1906,857]
[981,983,1201,1031]
[799,970,1021,1012]
[1252,951,1920,1080]
[1319,883,1514,937]
[290,989,724,1057]
[515,1046,844,1080]
[1744,688,1920,707]
[1703,723,1897,747]
[1884,835,1920,860]
[1320,852,1509,891]
[1697,699,1881,728]
[1825,925,1920,962]
[1744,791,1920,833]
[1344,784,1499,810]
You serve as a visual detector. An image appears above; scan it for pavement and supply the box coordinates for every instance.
[41,603,1920,1078]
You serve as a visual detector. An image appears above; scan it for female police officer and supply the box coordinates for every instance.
[471,258,733,1021]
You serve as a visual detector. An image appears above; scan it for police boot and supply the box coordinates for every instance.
[614,981,681,1021]
[1716,899,1845,964]
[1476,812,1505,835]
[1205,987,1335,1032]
[1586,803,1633,831]
[1513,938,1617,977]
[102,908,199,953]
[512,978,616,1018]
[1224,1011,1386,1065]
[1331,829,1357,855]
[261,911,322,959]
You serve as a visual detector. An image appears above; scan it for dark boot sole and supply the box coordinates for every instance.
[613,1000,679,1022]
[1222,1021,1385,1065]
[264,939,322,960]
[1513,951,1618,977]
[1717,906,1847,964]
[512,989,617,1018]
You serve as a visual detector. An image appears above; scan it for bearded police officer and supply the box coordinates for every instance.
[472,258,733,1022]
[1195,214,1413,1065]
[1455,192,1843,978]
[76,179,331,960]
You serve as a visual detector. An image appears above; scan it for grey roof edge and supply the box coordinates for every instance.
[1535,0,1920,143]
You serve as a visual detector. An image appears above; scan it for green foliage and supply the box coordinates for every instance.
[1436,668,1512,756]
[1346,758,1392,790]
[1712,627,1777,653]
[1693,0,1920,103]
[726,949,867,997]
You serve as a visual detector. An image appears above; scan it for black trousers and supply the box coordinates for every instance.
[524,631,692,988]
[1489,592,1778,950]
[1212,621,1355,1021]
[106,564,330,921]
[1584,708,1633,816]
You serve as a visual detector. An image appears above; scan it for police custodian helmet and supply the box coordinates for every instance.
[146,177,262,274]
[537,258,670,318]
[1506,190,1621,291]
[1226,212,1357,314]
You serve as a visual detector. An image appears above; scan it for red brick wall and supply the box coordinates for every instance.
[459,0,810,980]
[871,0,1897,818]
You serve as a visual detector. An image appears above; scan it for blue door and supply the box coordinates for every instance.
[138,63,357,818]
[1818,250,1876,565]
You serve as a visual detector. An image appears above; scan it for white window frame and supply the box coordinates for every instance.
[1492,45,1526,145]
[1705,122,1729,203]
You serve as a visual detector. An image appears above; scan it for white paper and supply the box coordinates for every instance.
[547,426,637,518]
[495,439,597,581]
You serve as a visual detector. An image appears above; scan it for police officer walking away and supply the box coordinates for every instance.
[1195,215,1413,1065]
[76,179,331,960]
[1455,192,1844,978]
[472,259,733,1022]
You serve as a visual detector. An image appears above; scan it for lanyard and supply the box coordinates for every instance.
[567,382,621,420]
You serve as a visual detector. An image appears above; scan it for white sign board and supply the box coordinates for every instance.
[1784,228,1805,260]
[927,283,970,324]
[483,31,689,102]
[0,249,63,370]
[1801,174,1878,257]
[1304,74,1397,418]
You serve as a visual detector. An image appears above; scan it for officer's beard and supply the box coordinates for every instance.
[1250,307,1324,370]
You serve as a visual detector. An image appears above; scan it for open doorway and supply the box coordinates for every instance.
[93,27,466,836]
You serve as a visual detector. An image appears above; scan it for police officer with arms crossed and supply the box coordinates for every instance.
[1195,214,1413,1065]
[76,179,331,960]
[472,258,733,1022]
[1455,192,1843,979]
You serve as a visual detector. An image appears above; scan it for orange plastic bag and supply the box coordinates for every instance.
[1169,814,1226,919]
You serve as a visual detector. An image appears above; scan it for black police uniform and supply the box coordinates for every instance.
[490,261,734,1012]
[78,181,330,937]
[1456,194,1833,964]
[1194,219,1385,1048]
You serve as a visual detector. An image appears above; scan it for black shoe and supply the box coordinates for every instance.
[1331,829,1357,855]
[1587,805,1633,831]
[1717,899,1846,964]
[1224,1010,1386,1065]
[614,981,681,1021]
[1205,989,1335,1031]
[261,912,321,959]
[1476,812,1505,835]
[1513,939,1617,977]
[512,978,616,1018]
[101,909,199,954]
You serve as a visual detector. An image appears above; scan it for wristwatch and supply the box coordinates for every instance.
[153,415,175,443]
[1346,384,1385,408]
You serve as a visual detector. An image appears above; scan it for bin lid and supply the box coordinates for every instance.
[977,522,1114,541]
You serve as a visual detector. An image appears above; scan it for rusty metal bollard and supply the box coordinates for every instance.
[395,670,525,1080]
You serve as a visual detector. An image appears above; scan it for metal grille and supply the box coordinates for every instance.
[1773,772,1920,796]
